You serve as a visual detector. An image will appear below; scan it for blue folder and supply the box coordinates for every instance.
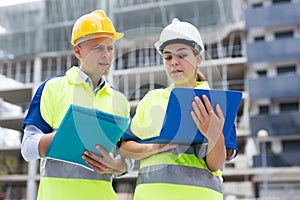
[139,88,242,144]
[45,104,130,170]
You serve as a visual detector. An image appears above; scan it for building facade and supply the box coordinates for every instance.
[245,0,300,198]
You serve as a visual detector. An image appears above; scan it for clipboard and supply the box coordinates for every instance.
[139,88,242,144]
[45,104,130,170]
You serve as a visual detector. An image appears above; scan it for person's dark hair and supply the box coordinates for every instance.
[192,48,200,56]
[196,71,206,81]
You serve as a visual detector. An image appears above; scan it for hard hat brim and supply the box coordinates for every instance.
[155,38,203,55]
[73,32,124,46]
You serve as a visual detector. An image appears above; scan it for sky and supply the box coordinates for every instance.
[0,0,41,7]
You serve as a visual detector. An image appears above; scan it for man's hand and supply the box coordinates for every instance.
[39,131,56,157]
[82,145,127,175]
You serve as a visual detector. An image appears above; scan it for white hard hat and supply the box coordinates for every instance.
[154,18,204,55]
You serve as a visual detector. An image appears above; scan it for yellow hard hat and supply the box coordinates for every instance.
[71,10,124,46]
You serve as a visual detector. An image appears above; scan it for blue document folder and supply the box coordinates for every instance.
[45,104,130,169]
[139,88,242,144]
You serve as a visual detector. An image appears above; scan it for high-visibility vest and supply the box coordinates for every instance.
[134,144,223,200]
[23,66,130,200]
[38,159,118,200]
[130,82,225,200]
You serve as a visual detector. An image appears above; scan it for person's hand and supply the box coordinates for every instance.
[191,95,225,143]
[39,131,56,157]
[82,145,127,175]
[120,140,177,160]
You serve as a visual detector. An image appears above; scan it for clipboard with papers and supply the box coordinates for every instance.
[45,104,130,170]
[139,88,242,144]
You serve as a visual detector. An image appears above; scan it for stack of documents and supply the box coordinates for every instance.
[46,104,130,169]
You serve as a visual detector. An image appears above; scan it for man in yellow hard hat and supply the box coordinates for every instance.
[21,10,133,200]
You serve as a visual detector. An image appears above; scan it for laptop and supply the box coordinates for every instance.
[139,88,242,144]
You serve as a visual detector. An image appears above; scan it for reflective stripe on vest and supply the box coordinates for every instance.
[140,145,222,177]
[40,159,112,182]
[137,164,223,193]
[138,144,223,194]
[169,143,207,158]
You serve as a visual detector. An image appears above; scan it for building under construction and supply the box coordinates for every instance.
[0,0,300,199]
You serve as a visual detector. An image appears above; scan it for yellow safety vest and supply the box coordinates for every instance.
[131,82,224,200]
[29,66,130,200]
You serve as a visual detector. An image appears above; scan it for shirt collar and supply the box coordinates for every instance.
[77,67,105,93]
[67,66,110,94]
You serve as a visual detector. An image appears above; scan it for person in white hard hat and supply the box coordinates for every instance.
[120,18,238,200]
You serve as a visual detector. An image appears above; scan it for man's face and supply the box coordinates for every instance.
[74,37,114,76]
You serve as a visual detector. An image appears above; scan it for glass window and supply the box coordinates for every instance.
[272,0,291,4]
[259,105,269,114]
[275,30,294,39]
[279,102,298,113]
[257,70,267,77]
[253,3,263,8]
[277,65,296,75]
[282,140,300,152]
[254,36,265,42]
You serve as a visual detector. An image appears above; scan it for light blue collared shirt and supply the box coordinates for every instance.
[76,68,105,95]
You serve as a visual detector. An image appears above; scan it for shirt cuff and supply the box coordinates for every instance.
[113,154,135,178]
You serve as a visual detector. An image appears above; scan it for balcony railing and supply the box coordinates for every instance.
[253,152,300,167]
[249,74,300,100]
[245,2,300,29]
[115,43,245,70]
[250,112,300,137]
[247,38,300,63]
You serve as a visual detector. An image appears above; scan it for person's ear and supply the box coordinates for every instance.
[73,45,82,59]
[196,54,202,66]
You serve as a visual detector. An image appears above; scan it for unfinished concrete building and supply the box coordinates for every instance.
[0,0,299,199]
